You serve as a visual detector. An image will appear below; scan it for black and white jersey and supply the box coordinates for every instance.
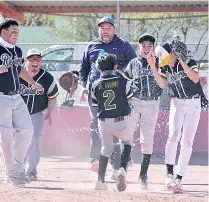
[160,59,202,98]
[91,71,133,118]
[123,56,162,100]
[20,69,59,114]
[0,38,23,94]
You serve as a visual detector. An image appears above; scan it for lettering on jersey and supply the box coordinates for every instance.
[20,84,44,96]
[1,53,22,68]
[105,81,119,89]
[166,71,187,84]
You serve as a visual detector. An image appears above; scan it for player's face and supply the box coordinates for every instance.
[1,25,19,45]
[26,56,42,73]
[168,54,178,68]
[139,41,154,59]
[98,23,115,44]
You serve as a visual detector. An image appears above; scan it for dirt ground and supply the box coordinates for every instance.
[0,156,208,202]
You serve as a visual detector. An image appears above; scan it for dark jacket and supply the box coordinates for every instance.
[79,34,136,86]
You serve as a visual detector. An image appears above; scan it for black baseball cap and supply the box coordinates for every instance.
[138,33,156,44]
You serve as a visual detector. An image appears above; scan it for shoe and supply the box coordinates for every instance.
[111,169,118,181]
[139,177,148,190]
[19,173,31,184]
[165,174,176,190]
[27,173,37,181]
[6,176,25,187]
[127,159,134,170]
[117,167,127,192]
[171,179,183,193]
[94,180,108,191]
[91,160,99,173]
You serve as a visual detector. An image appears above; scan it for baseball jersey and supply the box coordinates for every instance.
[0,38,23,94]
[20,68,59,114]
[160,59,202,98]
[123,56,163,100]
[91,71,133,118]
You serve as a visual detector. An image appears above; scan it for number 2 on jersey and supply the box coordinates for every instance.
[103,90,116,110]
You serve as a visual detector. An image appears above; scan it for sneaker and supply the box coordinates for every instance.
[165,174,176,190]
[139,177,148,190]
[171,179,183,193]
[117,167,127,192]
[94,180,108,191]
[19,173,31,184]
[111,169,118,181]
[91,160,99,173]
[27,173,37,181]
[6,176,25,187]
[127,159,134,170]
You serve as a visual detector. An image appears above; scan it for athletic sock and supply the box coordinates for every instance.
[98,154,108,183]
[120,144,132,171]
[166,164,174,175]
[139,154,151,180]
[176,175,183,181]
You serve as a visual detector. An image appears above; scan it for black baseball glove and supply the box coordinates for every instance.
[171,40,188,62]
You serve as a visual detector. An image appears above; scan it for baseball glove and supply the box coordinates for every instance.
[59,70,79,97]
[171,40,188,62]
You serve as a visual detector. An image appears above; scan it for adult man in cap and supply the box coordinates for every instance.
[20,48,58,181]
[0,18,43,187]
[122,33,164,189]
[79,17,136,178]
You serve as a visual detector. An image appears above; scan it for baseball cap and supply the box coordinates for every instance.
[138,33,156,44]
[98,17,115,27]
[26,48,41,59]
[155,43,172,67]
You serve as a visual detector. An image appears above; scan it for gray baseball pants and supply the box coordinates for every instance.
[98,115,133,158]
[0,94,33,177]
[26,111,45,175]
[130,97,160,154]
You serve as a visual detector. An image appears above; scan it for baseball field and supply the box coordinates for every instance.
[0,155,207,202]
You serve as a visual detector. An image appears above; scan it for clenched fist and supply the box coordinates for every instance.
[0,65,8,73]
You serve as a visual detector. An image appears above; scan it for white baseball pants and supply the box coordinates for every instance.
[165,97,201,176]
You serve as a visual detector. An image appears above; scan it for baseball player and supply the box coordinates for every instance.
[20,48,59,181]
[0,18,42,187]
[121,34,164,190]
[92,53,133,191]
[79,17,136,178]
[155,39,203,193]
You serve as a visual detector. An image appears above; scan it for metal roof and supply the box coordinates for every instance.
[1,1,208,23]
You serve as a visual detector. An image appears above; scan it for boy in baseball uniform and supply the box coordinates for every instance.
[155,39,203,193]
[92,53,133,192]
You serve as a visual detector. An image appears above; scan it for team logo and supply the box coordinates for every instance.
[1,53,22,68]
[20,84,44,96]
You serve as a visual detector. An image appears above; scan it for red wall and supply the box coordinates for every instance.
[41,107,208,156]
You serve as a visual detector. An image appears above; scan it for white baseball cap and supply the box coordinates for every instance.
[26,48,41,59]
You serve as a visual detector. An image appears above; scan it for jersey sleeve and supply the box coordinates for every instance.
[125,79,133,99]
[47,78,59,99]
[187,59,198,72]
[123,59,135,80]
[91,85,98,107]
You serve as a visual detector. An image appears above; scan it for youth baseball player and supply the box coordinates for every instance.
[20,48,59,181]
[121,34,164,190]
[155,39,202,193]
[92,53,133,191]
[0,18,42,187]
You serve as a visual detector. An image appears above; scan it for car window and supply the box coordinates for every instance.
[41,48,74,71]
[42,48,73,61]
